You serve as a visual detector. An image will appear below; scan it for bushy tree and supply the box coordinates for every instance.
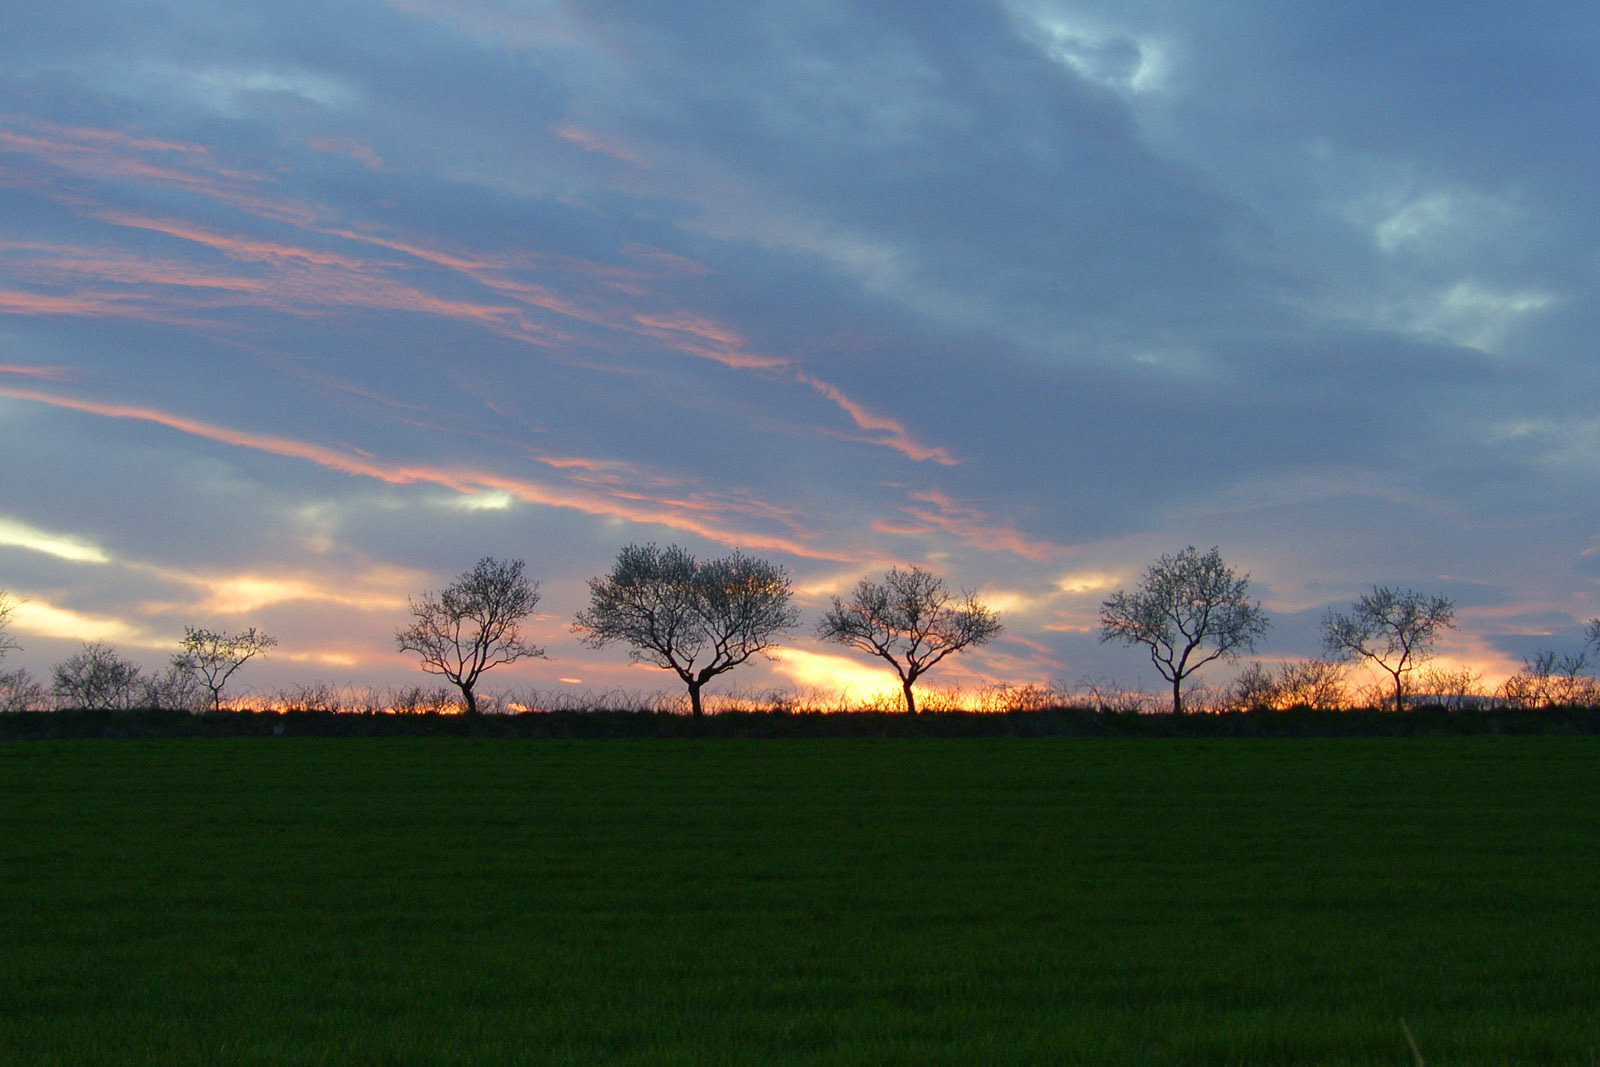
[816,565,1002,715]
[397,557,545,716]
[52,642,144,710]
[173,626,278,711]
[1321,587,1455,713]
[1099,546,1269,715]
[575,544,799,717]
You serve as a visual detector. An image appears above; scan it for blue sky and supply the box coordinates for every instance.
[2,1,1597,704]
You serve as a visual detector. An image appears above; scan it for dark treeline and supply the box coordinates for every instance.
[7,703,1600,741]
[6,547,1597,719]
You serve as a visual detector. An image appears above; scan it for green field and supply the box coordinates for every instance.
[2,739,1597,1065]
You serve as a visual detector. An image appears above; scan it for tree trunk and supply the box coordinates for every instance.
[1392,675,1405,714]
[1172,676,1183,716]
[461,684,479,716]
[902,679,918,716]
[688,680,704,718]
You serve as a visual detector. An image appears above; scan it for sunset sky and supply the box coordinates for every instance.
[3,2,1598,705]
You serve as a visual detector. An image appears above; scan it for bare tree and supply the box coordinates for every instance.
[53,642,144,710]
[396,557,545,716]
[0,668,45,712]
[1417,664,1485,710]
[817,565,1002,715]
[0,591,39,710]
[171,626,278,711]
[0,589,18,661]
[574,543,799,717]
[1321,587,1455,713]
[1099,546,1269,715]
[1499,625,1600,708]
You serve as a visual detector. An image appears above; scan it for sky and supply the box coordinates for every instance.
[3,1,1599,707]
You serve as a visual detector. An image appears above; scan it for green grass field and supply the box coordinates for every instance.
[2,738,1597,1065]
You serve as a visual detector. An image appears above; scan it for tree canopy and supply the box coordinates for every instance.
[574,543,799,717]
[1321,587,1456,713]
[816,565,1001,715]
[1099,546,1269,714]
[396,557,545,715]
[173,626,277,711]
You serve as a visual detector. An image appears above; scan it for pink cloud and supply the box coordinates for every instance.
[796,371,958,465]
[2,117,968,475]
[632,311,792,370]
[0,384,850,561]
[901,489,1060,561]
[0,363,72,380]
[305,135,385,170]
[555,123,643,165]
[92,210,371,269]
[0,119,312,225]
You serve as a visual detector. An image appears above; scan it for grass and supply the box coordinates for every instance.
[1,738,1597,1064]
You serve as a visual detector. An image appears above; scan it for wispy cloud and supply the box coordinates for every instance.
[9,598,163,648]
[0,517,110,563]
[797,372,959,465]
[0,116,310,223]
[0,384,848,560]
[899,489,1059,561]
[555,123,642,165]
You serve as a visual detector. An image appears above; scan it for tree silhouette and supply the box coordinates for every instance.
[817,565,1002,715]
[1321,587,1455,713]
[396,557,545,715]
[0,590,43,712]
[0,589,18,661]
[1099,546,1269,715]
[52,642,143,710]
[574,544,798,717]
[172,626,277,711]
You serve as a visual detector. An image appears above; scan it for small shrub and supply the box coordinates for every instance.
[1417,664,1487,710]
[1229,662,1280,711]
[1500,650,1600,708]
[274,681,347,714]
[0,667,45,712]
[1072,676,1158,715]
[387,684,459,715]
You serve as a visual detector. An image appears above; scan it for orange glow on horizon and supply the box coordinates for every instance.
[769,648,903,705]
